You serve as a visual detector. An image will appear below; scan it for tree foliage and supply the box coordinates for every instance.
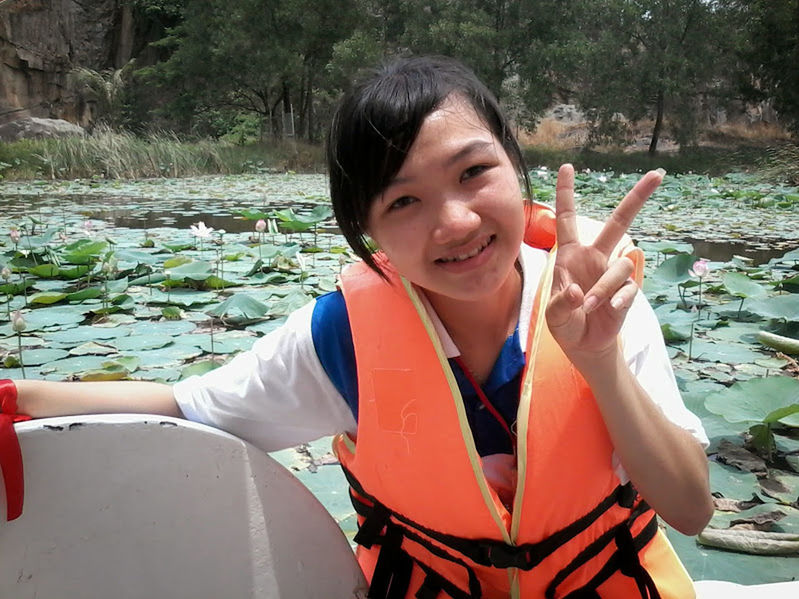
[113,0,795,149]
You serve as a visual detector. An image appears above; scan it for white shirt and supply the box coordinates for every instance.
[174,245,709,477]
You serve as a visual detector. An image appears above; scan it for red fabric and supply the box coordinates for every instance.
[0,379,26,521]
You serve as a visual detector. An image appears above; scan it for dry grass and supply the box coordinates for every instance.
[703,121,793,145]
[519,117,588,149]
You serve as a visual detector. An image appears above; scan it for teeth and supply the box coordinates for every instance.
[439,237,492,263]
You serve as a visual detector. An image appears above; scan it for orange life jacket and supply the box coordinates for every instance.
[333,203,693,599]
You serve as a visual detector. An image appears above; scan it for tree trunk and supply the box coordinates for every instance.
[649,89,665,156]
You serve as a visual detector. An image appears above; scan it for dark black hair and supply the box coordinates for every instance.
[327,54,532,275]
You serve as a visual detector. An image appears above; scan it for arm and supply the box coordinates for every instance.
[546,164,713,535]
[14,379,182,419]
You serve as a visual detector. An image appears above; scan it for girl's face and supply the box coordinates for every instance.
[367,95,525,305]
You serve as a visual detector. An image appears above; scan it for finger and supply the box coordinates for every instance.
[608,279,639,313]
[593,168,665,256]
[583,257,635,313]
[555,164,580,247]
[546,282,583,328]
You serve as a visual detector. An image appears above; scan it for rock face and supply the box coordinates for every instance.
[0,0,135,130]
[0,116,84,141]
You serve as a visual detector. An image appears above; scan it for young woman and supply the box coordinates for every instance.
[4,56,712,598]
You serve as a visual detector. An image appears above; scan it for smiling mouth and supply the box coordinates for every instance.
[436,235,495,263]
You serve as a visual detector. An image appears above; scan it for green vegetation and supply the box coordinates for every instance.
[0,129,325,180]
[1,170,798,581]
[57,1,792,157]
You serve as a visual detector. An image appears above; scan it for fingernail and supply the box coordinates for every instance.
[611,297,624,310]
[583,296,598,313]
[655,168,666,178]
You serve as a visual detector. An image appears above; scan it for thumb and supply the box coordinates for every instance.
[546,282,583,329]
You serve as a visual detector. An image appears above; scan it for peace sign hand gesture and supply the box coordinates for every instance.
[545,164,664,364]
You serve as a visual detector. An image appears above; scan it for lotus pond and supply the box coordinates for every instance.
[2,170,799,583]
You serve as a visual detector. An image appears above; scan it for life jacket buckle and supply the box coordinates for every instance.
[487,544,531,570]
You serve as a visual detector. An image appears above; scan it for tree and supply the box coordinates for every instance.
[139,0,359,140]
[732,0,799,134]
[568,0,737,154]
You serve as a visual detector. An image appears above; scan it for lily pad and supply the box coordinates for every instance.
[705,377,799,425]
[111,333,174,352]
[708,461,760,501]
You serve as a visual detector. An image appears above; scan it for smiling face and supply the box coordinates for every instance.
[367,95,526,306]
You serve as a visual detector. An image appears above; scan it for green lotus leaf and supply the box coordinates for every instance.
[179,359,221,379]
[16,347,70,365]
[58,265,91,279]
[114,249,160,265]
[168,260,213,281]
[705,377,799,425]
[111,333,174,351]
[162,242,194,253]
[207,293,269,319]
[29,291,67,305]
[42,326,130,344]
[651,254,696,284]
[163,255,193,269]
[708,461,760,500]
[79,364,131,381]
[688,340,764,364]
[269,289,311,316]
[145,288,217,307]
[161,306,182,320]
[246,316,287,336]
[68,341,118,356]
[759,471,799,505]
[0,280,34,296]
[22,306,88,330]
[28,264,60,278]
[43,354,109,374]
[722,272,768,298]
[746,295,799,322]
[65,287,104,302]
[129,319,196,337]
[189,333,254,354]
[134,367,181,382]
[122,345,202,368]
[107,277,129,294]
[127,269,165,285]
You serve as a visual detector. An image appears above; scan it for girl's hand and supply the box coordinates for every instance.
[545,164,664,363]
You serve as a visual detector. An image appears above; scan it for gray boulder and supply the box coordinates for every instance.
[0,117,85,142]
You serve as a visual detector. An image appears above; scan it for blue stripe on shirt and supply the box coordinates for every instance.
[310,290,523,456]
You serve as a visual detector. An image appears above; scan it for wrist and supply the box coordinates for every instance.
[568,343,624,383]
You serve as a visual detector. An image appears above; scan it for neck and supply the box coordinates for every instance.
[425,264,523,383]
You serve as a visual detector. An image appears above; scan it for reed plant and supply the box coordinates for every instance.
[0,127,326,180]
[760,143,799,185]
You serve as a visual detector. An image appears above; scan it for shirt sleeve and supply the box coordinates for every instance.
[172,298,357,453]
[620,290,708,447]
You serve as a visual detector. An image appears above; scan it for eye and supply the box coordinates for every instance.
[461,164,489,182]
[387,196,418,212]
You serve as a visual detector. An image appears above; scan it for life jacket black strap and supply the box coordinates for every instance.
[343,463,640,572]
[548,509,660,599]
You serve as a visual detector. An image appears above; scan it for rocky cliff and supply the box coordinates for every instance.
[0,0,136,127]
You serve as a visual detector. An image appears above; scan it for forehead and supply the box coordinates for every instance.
[401,96,498,164]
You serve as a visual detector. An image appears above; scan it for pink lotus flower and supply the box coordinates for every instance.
[689,258,710,278]
[255,219,267,233]
[9,229,20,244]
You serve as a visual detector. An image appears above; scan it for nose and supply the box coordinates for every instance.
[431,197,481,245]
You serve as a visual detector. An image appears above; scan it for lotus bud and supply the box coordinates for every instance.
[255,219,267,233]
[689,258,710,278]
[11,310,26,333]
[9,229,20,244]
[1,266,10,281]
